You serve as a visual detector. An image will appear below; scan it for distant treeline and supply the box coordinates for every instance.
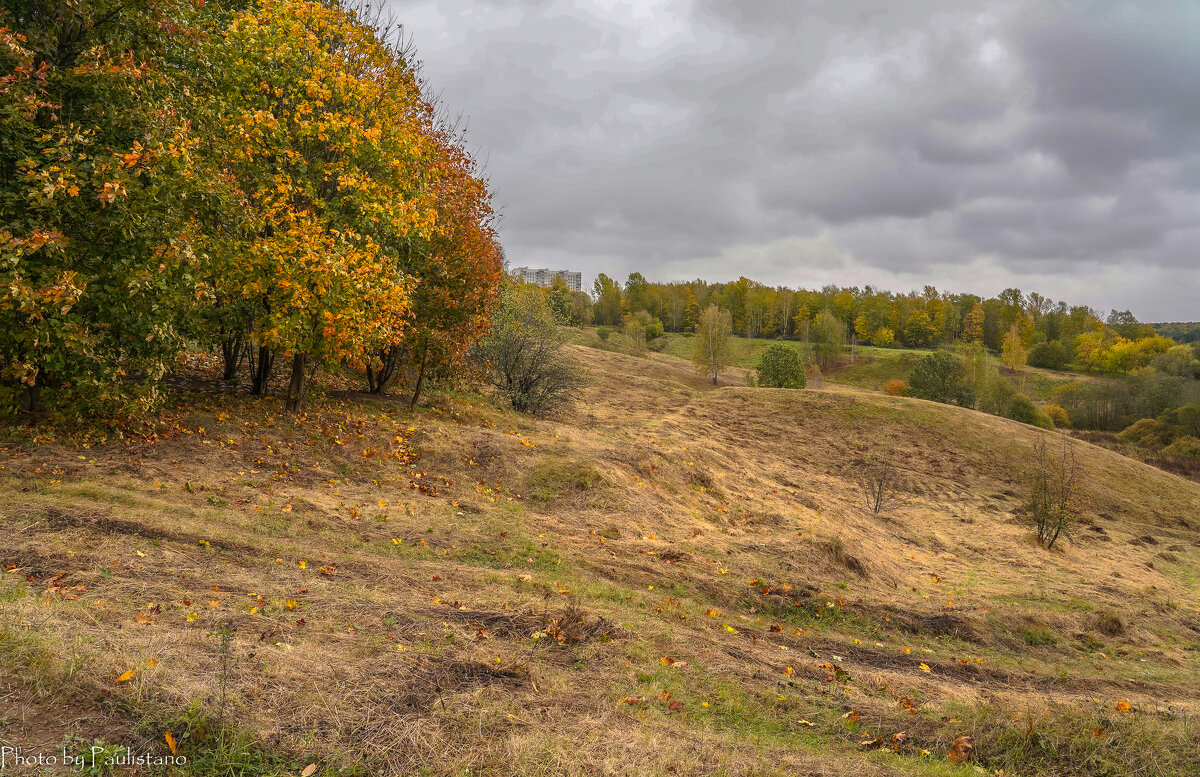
[1153,323,1200,344]
[544,273,1157,353]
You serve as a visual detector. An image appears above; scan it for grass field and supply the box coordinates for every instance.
[2,344,1199,775]
[572,327,1083,401]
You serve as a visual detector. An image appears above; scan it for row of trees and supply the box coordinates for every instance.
[575,273,1177,376]
[1,0,502,419]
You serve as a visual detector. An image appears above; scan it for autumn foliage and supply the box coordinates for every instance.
[0,0,501,418]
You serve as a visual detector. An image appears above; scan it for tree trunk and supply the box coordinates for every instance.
[285,352,308,414]
[250,346,275,396]
[221,330,246,382]
[19,378,41,414]
[408,346,429,409]
[366,346,401,394]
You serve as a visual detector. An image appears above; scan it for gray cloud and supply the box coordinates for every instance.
[387,0,1200,319]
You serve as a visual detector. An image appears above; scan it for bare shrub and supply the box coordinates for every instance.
[857,457,899,516]
[1025,436,1082,549]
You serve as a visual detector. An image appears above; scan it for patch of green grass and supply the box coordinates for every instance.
[1021,626,1057,646]
[523,459,604,503]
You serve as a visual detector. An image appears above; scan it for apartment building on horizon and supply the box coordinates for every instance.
[512,266,583,292]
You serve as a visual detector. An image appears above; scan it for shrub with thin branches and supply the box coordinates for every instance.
[1025,436,1082,549]
[857,457,899,516]
[472,284,584,414]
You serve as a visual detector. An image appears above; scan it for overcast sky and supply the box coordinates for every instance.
[386,0,1200,320]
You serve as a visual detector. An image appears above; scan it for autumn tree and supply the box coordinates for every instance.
[1001,325,1027,373]
[961,302,984,344]
[592,273,622,326]
[692,305,734,385]
[903,309,935,347]
[623,313,647,356]
[364,125,503,407]
[810,309,845,370]
[0,0,209,417]
[200,0,446,413]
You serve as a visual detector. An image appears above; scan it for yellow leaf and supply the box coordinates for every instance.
[919,663,932,673]
[1115,699,1132,712]
[164,731,177,755]
[116,669,136,683]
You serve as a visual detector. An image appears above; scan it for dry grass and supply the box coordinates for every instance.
[1,345,1199,775]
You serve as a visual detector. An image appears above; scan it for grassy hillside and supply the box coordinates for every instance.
[2,346,1200,776]
[570,327,1080,403]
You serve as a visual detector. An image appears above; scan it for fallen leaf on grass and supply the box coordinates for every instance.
[116,670,136,683]
[947,735,974,764]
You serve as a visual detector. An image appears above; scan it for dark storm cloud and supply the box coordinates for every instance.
[386,0,1200,318]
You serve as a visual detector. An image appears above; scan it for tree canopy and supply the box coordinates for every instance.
[0,0,503,418]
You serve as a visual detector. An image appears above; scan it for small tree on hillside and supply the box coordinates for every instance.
[811,309,846,370]
[756,343,807,389]
[959,341,991,410]
[473,284,583,414]
[692,305,734,385]
[1002,325,1027,373]
[1025,436,1082,549]
[908,351,974,406]
[623,314,647,356]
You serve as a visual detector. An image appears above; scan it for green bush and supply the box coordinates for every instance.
[1028,341,1070,370]
[1044,404,1070,428]
[755,343,807,389]
[907,351,973,406]
[596,327,611,342]
[1004,393,1052,428]
[979,376,1015,415]
[1161,404,1200,437]
[1162,436,1200,459]
[1120,418,1177,447]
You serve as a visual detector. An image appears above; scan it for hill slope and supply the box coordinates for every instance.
[2,345,1199,776]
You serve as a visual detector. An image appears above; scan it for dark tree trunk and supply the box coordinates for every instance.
[366,346,401,394]
[408,346,429,409]
[19,377,41,414]
[249,346,275,396]
[221,329,246,382]
[285,352,308,414]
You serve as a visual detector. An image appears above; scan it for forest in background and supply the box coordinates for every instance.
[534,271,1200,477]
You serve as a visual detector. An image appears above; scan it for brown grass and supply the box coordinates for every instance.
[1,345,1199,775]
